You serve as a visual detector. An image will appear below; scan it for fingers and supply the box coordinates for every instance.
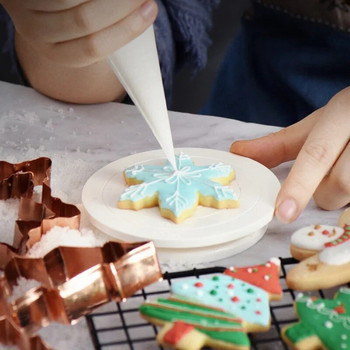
[21,0,91,12]
[230,109,321,168]
[5,0,158,67]
[21,0,150,43]
[44,1,158,67]
[313,142,350,210]
[275,89,350,223]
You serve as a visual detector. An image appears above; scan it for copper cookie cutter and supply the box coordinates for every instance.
[0,158,162,349]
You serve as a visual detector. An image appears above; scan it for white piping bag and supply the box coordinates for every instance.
[108,25,177,170]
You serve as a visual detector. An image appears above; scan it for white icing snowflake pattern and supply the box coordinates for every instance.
[118,153,239,222]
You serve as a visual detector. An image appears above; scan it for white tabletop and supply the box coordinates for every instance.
[0,81,342,349]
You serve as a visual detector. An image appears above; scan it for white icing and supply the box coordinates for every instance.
[319,240,350,265]
[270,257,281,266]
[290,225,344,250]
[325,321,333,328]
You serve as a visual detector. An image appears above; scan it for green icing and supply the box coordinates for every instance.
[198,327,250,346]
[157,298,230,317]
[139,299,250,346]
[284,322,315,343]
[284,289,350,350]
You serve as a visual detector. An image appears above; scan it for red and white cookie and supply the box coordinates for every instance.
[287,224,350,290]
[290,224,344,261]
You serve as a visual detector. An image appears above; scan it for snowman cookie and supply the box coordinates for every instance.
[287,224,350,290]
[290,224,344,261]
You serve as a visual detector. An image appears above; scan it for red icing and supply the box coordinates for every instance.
[324,226,350,248]
[194,282,204,288]
[224,260,282,296]
[163,321,195,345]
[334,304,346,314]
[231,296,240,302]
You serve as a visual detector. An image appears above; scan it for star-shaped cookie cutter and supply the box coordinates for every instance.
[0,158,162,349]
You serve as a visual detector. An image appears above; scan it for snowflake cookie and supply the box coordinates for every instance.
[118,153,239,223]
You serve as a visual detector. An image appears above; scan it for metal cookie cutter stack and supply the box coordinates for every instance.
[0,158,162,349]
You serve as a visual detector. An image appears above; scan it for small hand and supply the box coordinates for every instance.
[230,87,350,223]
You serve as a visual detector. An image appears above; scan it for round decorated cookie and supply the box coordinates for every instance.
[290,224,344,261]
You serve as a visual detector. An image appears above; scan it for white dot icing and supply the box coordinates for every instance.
[325,321,333,328]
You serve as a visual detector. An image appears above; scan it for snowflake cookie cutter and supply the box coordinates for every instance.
[0,157,162,349]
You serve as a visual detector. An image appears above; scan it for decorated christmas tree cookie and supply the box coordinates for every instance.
[118,153,239,223]
[224,258,282,300]
[287,225,350,290]
[140,298,250,350]
[282,287,350,350]
[139,261,283,349]
[170,274,271,331]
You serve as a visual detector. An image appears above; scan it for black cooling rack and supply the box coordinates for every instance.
[85,257,348,350]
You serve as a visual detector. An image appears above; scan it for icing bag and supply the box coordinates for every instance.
[108,25,177,170]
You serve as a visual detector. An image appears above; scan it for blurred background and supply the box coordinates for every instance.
[171,0,249,114]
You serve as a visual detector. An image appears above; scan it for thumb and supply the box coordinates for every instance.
[230,109,321,168]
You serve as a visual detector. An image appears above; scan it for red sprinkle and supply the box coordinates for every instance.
[231,296,240,302]
[334,304,346,314]
[194,282,204,288]
[227,283,234,289]
[322,230,330,235]
[256,298,261,302]
[255,310,261,315]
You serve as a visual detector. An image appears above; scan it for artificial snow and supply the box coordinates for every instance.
[26,226,107,258]
[8,277,41,304]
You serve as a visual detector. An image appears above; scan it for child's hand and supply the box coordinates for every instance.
[2,0,158,67]
[1,0,158,103]
[230,87,350,223]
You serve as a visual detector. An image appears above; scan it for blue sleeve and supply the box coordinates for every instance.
[0,5,27,86]
[154,0,219,104]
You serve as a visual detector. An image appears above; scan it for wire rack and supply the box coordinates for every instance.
[85,257,349,350]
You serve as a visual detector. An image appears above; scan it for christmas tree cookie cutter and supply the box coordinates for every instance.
[0,157,162,349]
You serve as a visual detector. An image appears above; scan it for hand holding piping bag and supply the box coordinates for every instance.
[230,87,350,223]
[1,0,158,103]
